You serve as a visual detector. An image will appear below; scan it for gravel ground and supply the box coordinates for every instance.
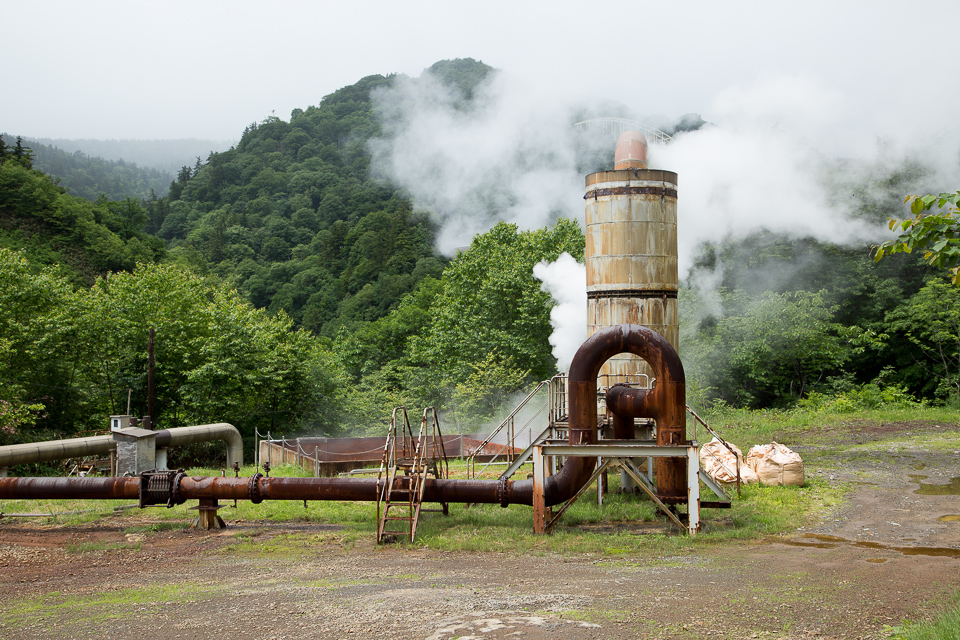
[1,420,958,640]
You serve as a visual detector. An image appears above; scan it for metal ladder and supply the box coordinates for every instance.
[376,407,449,543]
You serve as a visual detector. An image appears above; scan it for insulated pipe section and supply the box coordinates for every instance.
[154,424,243,468]
[0,424,243,469]
[0,435,115,468]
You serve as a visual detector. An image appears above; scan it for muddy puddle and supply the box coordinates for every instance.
[908,474,960,496]
[777,533,960,558]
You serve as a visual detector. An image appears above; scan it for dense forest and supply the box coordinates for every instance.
[24,137,234,175]
[1,135,175,203]
[1,58,957,469]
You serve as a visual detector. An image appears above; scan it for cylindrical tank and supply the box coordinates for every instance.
[584,133,678,387]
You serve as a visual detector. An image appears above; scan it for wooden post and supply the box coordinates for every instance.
[147,328,155,426]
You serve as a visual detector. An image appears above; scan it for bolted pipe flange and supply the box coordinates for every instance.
[248,472,263,504]
[497,476,510,508]
[169,471,186,507]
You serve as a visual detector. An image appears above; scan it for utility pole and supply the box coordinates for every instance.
[148,327,155,429]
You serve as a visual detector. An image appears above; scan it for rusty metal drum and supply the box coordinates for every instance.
[584,168,679,385]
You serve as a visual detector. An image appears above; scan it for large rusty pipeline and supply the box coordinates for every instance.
[0,325,686,510]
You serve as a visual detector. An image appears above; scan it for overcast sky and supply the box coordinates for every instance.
[3,0,958,142]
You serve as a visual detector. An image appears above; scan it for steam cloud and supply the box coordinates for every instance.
[369,71,585,254]
[370,68,960,369]
[532,253,586,373]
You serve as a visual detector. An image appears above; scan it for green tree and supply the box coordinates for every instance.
[451,350,530,431]
[0,249,74,441]
[409,218,585,406]
[885,277,960,398]
[707,290,849,406]
[874,191,960,283]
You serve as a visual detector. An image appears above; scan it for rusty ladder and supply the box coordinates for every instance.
[376,407,449,543]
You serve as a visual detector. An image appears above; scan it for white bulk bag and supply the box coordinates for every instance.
[746,442,805,486]
[699,437,759,486]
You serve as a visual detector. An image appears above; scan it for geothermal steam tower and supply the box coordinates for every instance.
[585,130,679,383]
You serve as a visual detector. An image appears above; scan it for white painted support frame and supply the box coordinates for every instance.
[532,442,708,535]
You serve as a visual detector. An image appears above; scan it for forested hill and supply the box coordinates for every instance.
[0,142,165,285]
[152,59,496,336]
[6,136,174,202]
[24,137,235,175]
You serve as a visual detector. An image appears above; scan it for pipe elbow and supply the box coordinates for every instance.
[606,384,660,420]
[156,424,243,467]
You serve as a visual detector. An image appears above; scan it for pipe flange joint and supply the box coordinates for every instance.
[248,472,264,504]
[497,476,509,508]
[169,470,186,507]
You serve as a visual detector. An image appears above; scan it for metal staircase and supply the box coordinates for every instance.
[376,407,449,543]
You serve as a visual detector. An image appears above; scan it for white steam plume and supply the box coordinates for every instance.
[532,252,586,373]
[369,71,585,254]
[370,68,960,356]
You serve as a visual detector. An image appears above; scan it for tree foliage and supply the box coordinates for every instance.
[410,219,585,387]
[0,157,165,284]
[874,191,960,284]
[7,136,174,203]
[141,65,470,336]
[0,250,347,452]
[885,277,960,398]
[685,289,851,408]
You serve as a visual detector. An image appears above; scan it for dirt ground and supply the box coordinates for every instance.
[1,421,958,640]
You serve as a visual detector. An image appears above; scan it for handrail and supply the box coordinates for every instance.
[470,380,547,454]
[686,405,741,496]
[471,399,547,479]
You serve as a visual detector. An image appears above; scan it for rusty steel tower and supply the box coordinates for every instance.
[584,130,679,386]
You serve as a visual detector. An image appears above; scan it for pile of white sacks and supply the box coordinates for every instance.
[699,438,805,487]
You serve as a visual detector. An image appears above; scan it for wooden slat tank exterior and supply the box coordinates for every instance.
[584,169,679,382]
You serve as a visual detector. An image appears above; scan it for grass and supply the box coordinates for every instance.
[886,591,960,640]
[0,582,223,626]
[693,404,958,446]
[0,407,955,558]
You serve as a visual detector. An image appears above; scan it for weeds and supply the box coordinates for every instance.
[885,591,960,640]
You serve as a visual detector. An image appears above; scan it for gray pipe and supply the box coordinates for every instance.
[154,424,243,467]
[0,435,115,468]
[0,423,242,469]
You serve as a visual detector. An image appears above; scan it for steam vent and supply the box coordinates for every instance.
[585,131,679,384]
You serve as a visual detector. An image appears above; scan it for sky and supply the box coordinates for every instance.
[4,1,959,143]
[5,0,959,370]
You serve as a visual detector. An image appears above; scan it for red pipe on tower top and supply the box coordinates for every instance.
[613,131,648,170]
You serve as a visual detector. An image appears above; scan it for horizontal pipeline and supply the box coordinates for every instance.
[0,474,547,507]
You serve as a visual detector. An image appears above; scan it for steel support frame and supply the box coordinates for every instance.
[532,442,702,535]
